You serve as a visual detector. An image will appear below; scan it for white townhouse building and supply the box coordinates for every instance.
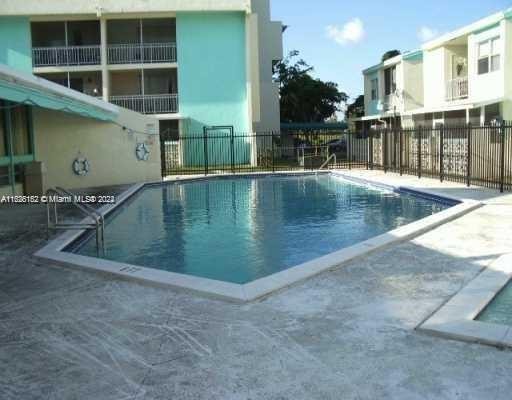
[0,0,283,138]
[358,8,512,129]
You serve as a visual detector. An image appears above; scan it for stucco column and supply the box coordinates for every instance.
[502,101,512,122]
[100,18,109,102]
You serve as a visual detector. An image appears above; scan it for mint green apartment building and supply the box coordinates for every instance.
[0,0,283,171]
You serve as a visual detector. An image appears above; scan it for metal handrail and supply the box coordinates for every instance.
[32,45,101,67]
[446,76,469,101]
[107,42,177,64]
[46,188,105,254]
[319,153,337,170]
[56,186,105,250]
[109,93,178,114]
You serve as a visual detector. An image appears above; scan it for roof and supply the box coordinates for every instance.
[362,49,422,75]
[422,8,512,50]
[363,7,512,75]
[0,0,252,16]
[0,63,118,121]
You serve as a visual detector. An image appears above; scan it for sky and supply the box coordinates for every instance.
[270,0,511,103]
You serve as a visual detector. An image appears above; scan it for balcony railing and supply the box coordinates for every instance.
[32,45,101,67]
[107,43,177,64]
[446,77,468,101]
[383,94,400,112]
[109,94,178,114]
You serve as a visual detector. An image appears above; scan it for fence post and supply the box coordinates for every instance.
[466,123,472,187]
[160,131,166,178]
[348,133,352,170]
[500,122,505,193]
[271,132,275,173]
[365,129,369,170]
[399,127,403,176]
[230,129,235,174]
[369,129,374,170]
[439,124,444,183]
[203,127,209,176]
[417,126,422,178]
[393,129,397,172]
[383,129,387,173]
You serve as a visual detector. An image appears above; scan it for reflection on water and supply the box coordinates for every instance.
[75,175,450,284]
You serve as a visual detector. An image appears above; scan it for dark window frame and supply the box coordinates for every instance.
[384,66,397,96]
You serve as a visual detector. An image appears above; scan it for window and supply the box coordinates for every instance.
[384,66,396,95]
[478,37,500,75]
[370,78,378,100]
[491,37,501,72]
[11,106,31,156]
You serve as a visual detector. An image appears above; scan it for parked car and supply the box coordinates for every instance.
[324,138,347,154]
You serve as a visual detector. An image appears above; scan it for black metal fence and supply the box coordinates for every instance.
[161,129,367,175]
[161,123,512,192]
[369,123,512,192]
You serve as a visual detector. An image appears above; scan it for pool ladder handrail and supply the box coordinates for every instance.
[319,153,337,170]
[46,187,105,254]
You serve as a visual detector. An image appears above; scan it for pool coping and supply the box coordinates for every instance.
[34,171,483,303]
[417,253,512,348]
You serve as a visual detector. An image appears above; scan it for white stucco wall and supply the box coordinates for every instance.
[468,24,505,104]
[392,61,404,113]
[402,58,424,111]
[33,107,161,190]
[504,20,512,101]
[363,55,409,117]
[249,0,282,132]
[423,46,447,109]
[363,70,379,116]
[502,100,512,121]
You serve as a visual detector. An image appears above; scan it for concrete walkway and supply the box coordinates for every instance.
[1,172,512,400]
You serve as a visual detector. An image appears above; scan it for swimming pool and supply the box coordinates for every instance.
[477,281,512,326]
[69,173,455,285]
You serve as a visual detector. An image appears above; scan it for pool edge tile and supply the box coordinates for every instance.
[418,253,512,349]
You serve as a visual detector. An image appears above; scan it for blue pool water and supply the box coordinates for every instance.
[477,282,512,326]
[72,174,453,284]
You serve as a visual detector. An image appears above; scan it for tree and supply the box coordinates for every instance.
[274,51,348,123]
[346,95,365,120]
[381,50,401,62]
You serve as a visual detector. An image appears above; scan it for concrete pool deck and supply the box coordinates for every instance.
[1,171,512,399]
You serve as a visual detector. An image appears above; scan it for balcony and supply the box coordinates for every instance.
[37,71,103,97]
[446,77,468,101]
[383,94,401,113]
[109,94,178,114]
[107,43,177,65]
[109,68,178,114]
[33,46,101,67]
[31,20,101,68]
[107,18,176,65]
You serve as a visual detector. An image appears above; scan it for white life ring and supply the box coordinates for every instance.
[136,143,150,161]
[73,157,90,176]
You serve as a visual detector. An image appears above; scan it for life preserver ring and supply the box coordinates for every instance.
[135,142,150,161]
[73,157,90,176]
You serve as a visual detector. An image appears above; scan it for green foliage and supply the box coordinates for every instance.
[381,50,401,62]
[274,51,348,123]
[346,95,365,120]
